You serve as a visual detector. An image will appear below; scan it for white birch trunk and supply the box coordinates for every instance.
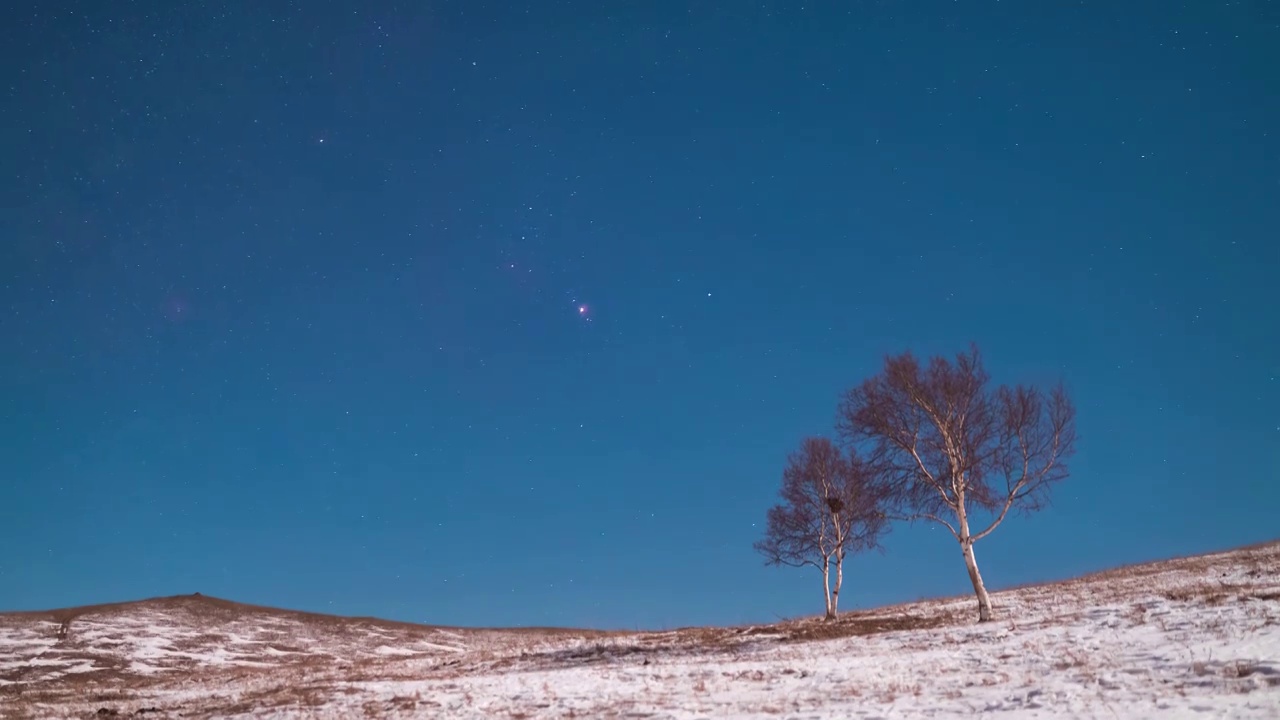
[831,552,844,618]
[956,506,994,622]
[822,560,834,619]
[961,541,993,622]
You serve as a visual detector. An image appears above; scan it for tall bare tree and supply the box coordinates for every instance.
[755,437,886,620]
[837,346,1076,622]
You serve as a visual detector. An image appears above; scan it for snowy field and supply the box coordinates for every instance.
[2,542,1278,719]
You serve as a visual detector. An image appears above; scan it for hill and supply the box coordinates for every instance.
[2,541,1279,718]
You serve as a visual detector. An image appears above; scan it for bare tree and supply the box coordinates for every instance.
[755,437,886,620]
[837,346,1076,623]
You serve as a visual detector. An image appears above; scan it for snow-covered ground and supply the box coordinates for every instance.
[2,542,1278,718]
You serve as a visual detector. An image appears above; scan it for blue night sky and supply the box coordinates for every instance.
[2,1,1277,629]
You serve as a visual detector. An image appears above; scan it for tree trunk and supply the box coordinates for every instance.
[822,560,834,620]
[961,540,993,622]
[831,552,844,618]
[956,504,994,622]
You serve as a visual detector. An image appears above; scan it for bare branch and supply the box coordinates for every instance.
[918,513,960,540]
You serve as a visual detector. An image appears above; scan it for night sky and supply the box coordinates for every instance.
[3,1,1277,629]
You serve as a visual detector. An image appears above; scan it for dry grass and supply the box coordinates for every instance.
[780,610,958,642]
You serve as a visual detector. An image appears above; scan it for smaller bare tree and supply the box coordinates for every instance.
[755,437,886,620]
[838,346,1076,622]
